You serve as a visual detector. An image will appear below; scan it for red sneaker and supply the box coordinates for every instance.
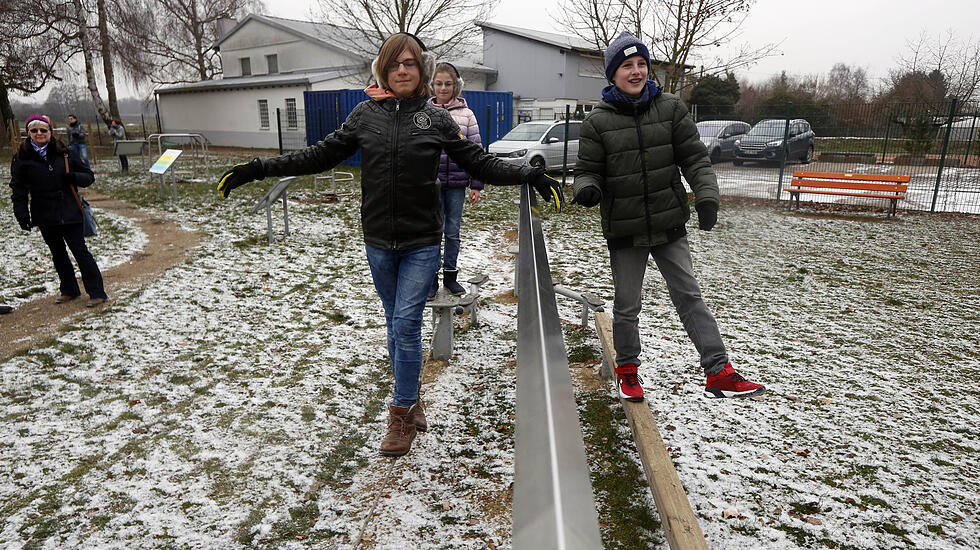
[704,363,765,398]
[615,364,645,402]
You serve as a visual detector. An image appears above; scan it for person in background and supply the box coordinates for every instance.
[108,118,128,173]
[10,115,108,307]
[572,32,764,401]
[66,114,89,167]
[428,61,483,297]
[216,33,563,458]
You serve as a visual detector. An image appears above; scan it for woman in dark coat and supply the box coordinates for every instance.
[217,33,563,458]
[10,114,108,307]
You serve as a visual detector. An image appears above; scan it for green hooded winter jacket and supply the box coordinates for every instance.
[573,89,719,247]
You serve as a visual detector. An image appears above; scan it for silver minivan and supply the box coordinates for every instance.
[488,120,582,171]
[696,120,750,163]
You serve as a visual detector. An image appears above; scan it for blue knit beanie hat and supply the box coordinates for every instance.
[604,32,651,82]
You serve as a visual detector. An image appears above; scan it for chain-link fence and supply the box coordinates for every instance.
[692,100,980,214]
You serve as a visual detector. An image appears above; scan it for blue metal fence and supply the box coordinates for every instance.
[303,89,514,166]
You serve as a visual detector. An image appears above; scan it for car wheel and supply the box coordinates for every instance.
[732,159,743,166]
[802,145,814,164]
[709,148,721,164]
[529,156,545,171]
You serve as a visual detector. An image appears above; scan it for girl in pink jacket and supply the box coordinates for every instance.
[428,62,483,296]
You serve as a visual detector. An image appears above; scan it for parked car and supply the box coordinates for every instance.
[488,119,583,171]
[733,119,814,165]
[696,120,750,163]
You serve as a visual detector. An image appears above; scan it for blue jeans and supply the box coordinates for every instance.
[38,223,107,299]
[365,244,441,407]
[70,144,90,168]
[440,187,466,271]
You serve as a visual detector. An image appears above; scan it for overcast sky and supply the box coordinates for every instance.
[275,0,978,86]
[21,0,978,102]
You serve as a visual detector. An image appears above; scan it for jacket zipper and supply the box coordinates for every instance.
[634,116,654,242]
[389,100,400,249]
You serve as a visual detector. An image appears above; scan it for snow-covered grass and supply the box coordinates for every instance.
[1,153,978,549]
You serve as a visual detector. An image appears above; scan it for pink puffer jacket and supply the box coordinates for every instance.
[429,96,483,190]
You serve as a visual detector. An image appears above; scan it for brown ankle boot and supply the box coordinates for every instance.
[412,396,428,432]
[379,404,417,457]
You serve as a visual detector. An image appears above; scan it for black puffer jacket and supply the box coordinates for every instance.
[260,95,537,250]
[10,138,94,227]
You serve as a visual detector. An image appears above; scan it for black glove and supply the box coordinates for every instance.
[217,158,264,198]
[572,186,601,207]
[529,171,565,213]
[19,218,32,231]
[695,202,718,231]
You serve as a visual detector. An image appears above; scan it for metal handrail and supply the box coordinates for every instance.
[146,133,209,167]
[513,184,602,549]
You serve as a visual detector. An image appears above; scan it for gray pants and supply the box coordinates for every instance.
[609,236,728,376]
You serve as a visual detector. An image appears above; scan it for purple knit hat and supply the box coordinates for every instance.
[25,114,52,132]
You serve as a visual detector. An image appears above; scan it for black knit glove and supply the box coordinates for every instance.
[695,202,718,231]
[529,171,565,213]
[18,218,32,231]
[217,158,264,198]
[572,186,601,207]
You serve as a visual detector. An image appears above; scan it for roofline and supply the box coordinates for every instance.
[476,20,694,69]
[215,14,372,62]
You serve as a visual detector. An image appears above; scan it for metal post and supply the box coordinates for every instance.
[562,105,570,186]
[880,116,891,164]
[171,166,177,201]
[932,99,958,212]
[282,192,290,236]
[776,102,793,200]
[276,108,283,155]
[140,113,146,139]
[962,114,977,167]
[266,204,274,244]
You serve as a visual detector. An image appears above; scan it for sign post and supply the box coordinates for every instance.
[251,177,297,243]
[149,149,183,200]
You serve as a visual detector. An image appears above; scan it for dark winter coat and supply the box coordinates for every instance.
[67,122,87,145]
[429,97,484,190]
[10,138,95,228]
[260,94,535,250]
[573,83,720,248]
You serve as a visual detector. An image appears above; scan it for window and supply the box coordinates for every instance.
[285,98,297,129]
[266,54,278,74]
[578,54,606,79]
[258,99,269,129]
[567,123,581,140]
[240,57,251,76]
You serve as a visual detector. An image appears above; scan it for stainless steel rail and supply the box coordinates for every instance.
[513,185,603,549]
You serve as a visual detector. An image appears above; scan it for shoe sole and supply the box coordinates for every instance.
[619,390,645,402]
[379,435,416,457]
[704,386,766,399]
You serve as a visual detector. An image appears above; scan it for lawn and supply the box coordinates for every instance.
[1,152,978,549]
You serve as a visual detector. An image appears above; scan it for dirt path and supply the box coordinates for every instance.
[0,191,202,359]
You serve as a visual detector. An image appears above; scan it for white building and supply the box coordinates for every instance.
[155,14,492,148]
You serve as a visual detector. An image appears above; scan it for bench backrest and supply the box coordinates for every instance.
[791,171,909,193]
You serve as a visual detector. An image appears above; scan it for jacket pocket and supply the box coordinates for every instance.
[361,124,383,135]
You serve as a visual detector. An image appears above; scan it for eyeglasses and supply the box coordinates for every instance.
[29,128,50,134]
[386,59,419,73]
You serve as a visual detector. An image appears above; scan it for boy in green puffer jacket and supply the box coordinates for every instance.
[572,32,765,400]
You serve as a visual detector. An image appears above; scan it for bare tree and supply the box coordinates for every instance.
[898,30,980,103]
[0,0,73,140]
[95,0,120,119]
[820,63,871,103]
[313,0,499,58]
[556,0,778,93]
[112,0,261,85]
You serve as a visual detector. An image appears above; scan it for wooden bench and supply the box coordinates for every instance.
[785,171,910,218]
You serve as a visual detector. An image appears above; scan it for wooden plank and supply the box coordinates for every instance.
[790,179,907,192]
[793,170,911,183]
[786,188,905,199]
[592,311,708,550]
[595,310,615,379]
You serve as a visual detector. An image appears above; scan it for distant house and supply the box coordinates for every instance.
[477,22,689,122]
[154,14,493,148]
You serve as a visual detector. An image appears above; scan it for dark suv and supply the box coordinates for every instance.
[733,119,814,165]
